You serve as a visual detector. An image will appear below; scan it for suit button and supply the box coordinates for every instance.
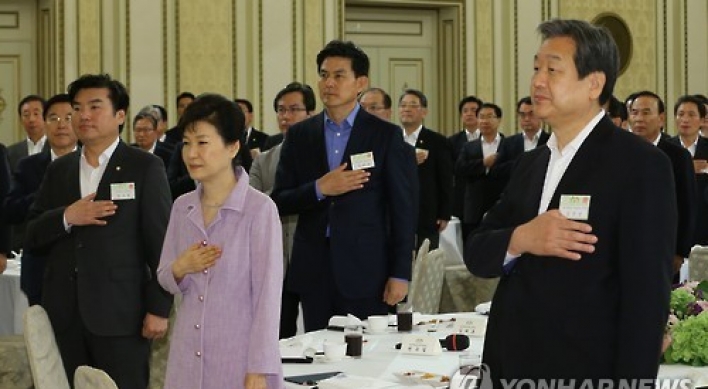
[195,351,202,357]
[203,269,208,274]
[198,295,204,302]
[194,324,201,329]
[77,243,83,249]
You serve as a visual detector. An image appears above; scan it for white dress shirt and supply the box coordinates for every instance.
[523,130,543,151]
[80,137,120,197]
[26,135,47,156]
[403,125,423,147]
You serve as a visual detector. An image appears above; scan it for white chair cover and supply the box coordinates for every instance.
[410,248,446,314]
[74,366,119,389]
[688,245,708,282]
[23,305,70,389]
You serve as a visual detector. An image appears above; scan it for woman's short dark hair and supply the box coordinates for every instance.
[178,93,244,145]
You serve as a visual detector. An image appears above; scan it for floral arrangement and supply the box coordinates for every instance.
[663,281,708,365]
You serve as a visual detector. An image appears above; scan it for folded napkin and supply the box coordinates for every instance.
[328,314,363,329]
[279,335,316,358]
[475,301,491,315]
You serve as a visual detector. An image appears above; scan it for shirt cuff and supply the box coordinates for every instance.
[62,212,72,232]
[315,181,325,201]
[391,277,409,284]
[503,252,518,267]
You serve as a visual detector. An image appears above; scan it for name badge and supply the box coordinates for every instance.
[110,182,136,200]
[559,195,591,220]
[350,151,375,170]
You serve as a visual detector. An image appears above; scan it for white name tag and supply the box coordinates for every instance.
[452,318,487,337]
[350,151,375,170]
[399,334,442,356]
[559,195,591,221]
[110,182,136,200]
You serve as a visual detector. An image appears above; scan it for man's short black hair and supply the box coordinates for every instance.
[18,95,46,115]
[316,40,369,78]
[479,102,503,119]
[234,98,253,113]
[359,88,392,110]
[176,92,195,106]
[399,89,428,108]
[67,74,130,113]
[43,94,72,120]
[273,82,316,112]
[631,90,665,114]
[458,96,483,115]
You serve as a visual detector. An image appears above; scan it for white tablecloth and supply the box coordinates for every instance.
[0,260,29,335]
[440,218,463,265]
[281,312,708,388]
[282,313,483,388]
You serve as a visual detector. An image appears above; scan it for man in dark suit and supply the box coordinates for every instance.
[24,74,172,389]
[162,91,194,149]
[466,19,675,385]
[8,95,50,253]
[494,96,550,184]
[8,95,49,172]
[5,94,78,305]
[455,103,506,241]
[131,111,173,169]
[670,95,708,245]
[399,89,453,249]
[630,90,696,278]
[449,96,483,221]
[235,98,270,158]
[272,40,418,332]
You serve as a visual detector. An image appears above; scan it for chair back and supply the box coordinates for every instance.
[74,366,119,389]
[410,248,446,314]
[409,239,431,304]
[688,245,708,282]
[23,305,70,389]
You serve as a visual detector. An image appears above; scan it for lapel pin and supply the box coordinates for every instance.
[116,166,121,171]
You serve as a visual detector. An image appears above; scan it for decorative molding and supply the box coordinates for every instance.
[0,11,19,29]
[0,55,22,138]
[258,0,263,129]
[162,0,167,108]
[232,0,237,96]
[126,0,131,93]
[663,0,667,106]
[59,0,64,89]
[346,19,423,36]
[683,0,687,94]
[175,0,180,94]
[292,1,297,80]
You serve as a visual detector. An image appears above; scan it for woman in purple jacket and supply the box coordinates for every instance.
[157,94,283,389]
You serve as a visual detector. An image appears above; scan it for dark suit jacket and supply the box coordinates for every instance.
[669,135,708,245]
[263,133,284,151]
[657,138,696,258]
[7,139,50,172]
[5,150,52,301]
[494,130,550,182]
[455,134,506,225]
[247,127,269,151]
[448,130,476,218]
[272,109,418,299]
[162,126,181,150]
[25,141,173,336]
[414,127,453,232]
[130,141,173,170]
[466,116,675,382]
[0,144,11,254]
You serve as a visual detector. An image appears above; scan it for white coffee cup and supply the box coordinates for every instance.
[367,315,389,334]
[324,342,347,362]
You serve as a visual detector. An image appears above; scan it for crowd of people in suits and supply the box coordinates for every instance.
[0,18,707,389]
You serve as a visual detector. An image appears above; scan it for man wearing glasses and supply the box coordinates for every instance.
[495,96,550,184]
[251,82,315,338]
[5,94,78,305]
[455,102,506,240]
[359,87,392,121]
